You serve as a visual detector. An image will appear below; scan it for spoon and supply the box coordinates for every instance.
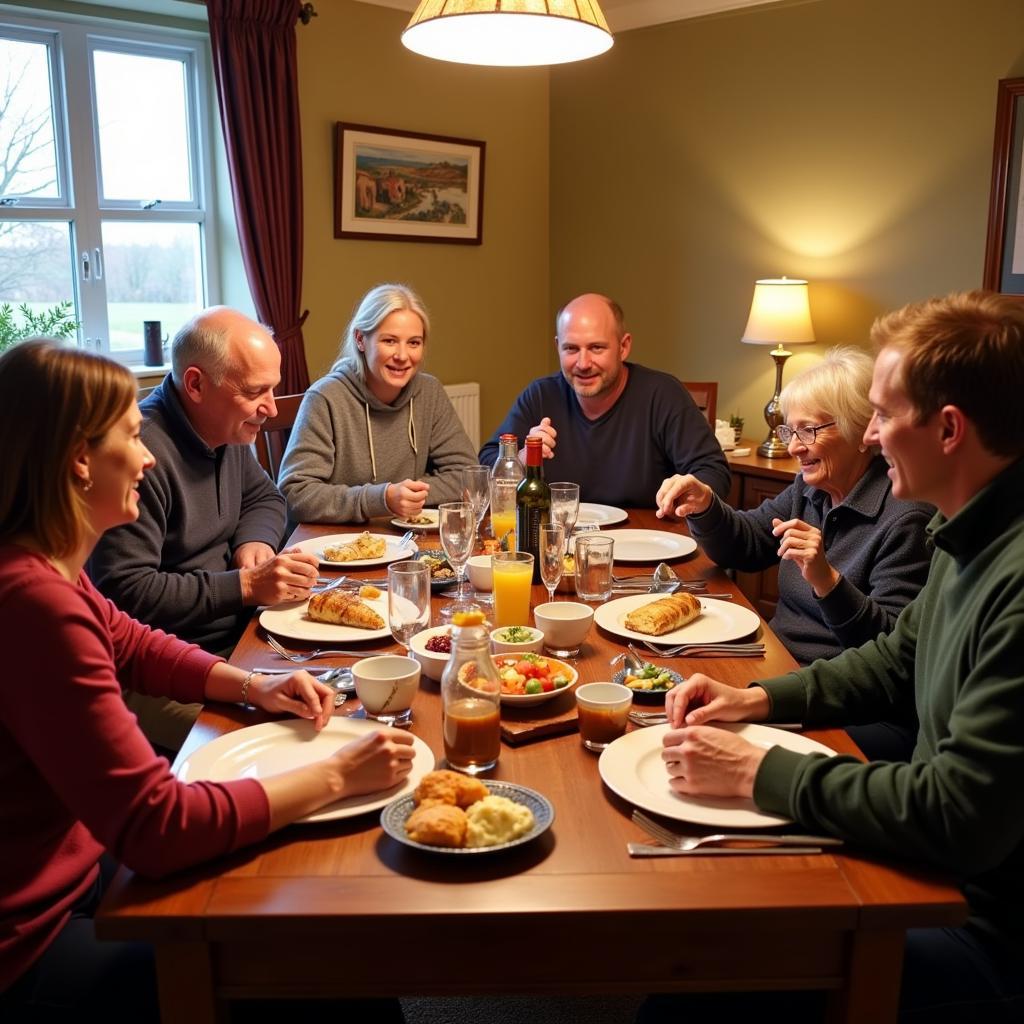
[611,646,646,674]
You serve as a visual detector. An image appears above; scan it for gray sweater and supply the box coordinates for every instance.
[278,358,477,524]
[89,378,287,652]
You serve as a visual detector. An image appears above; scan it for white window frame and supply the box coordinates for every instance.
[0,9,220,365]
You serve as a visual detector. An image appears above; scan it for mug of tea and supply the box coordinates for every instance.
[575,681,633,753]
[353,655,421,727]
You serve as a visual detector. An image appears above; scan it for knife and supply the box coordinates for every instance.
[627,843,824,857]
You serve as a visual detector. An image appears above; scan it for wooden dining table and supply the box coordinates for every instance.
[96,508,966,1024]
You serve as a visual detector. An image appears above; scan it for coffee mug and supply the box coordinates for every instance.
[353,655,421,727]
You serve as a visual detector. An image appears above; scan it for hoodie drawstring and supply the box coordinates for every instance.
[408,397,418,455]
[364,403,378,482]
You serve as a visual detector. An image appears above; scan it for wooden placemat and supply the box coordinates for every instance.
[500,687,579,745]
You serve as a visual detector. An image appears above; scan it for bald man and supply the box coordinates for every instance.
[90,308,317,748]
[479,294,730,506]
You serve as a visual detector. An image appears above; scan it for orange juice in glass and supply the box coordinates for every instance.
[492,552,533,627]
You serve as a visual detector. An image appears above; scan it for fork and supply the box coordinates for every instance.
[631,810,843,851]
[265,634,394,661]
[637,639,764,658]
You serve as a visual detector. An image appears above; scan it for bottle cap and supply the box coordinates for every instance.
[499,433,518,444]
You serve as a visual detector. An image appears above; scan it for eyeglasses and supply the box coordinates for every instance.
[775,421,836,445]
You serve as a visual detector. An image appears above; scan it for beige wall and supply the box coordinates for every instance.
[297,1,550,436]
[550,0,1024,433]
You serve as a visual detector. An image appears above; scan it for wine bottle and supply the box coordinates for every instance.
[515,435,551,583]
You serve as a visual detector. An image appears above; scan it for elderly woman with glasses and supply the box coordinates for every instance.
[655,347,933,695]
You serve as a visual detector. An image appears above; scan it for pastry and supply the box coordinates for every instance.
[405,803,467,847]
[624,592,702,636]
[307,589,384,629]
[358,585,382,600]
[322,531,386,562]
[414,769,488,809]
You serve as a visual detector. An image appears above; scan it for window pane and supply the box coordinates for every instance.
[0,37,60,200]
[0,220,76,338]
[102,221,202,352]
[93,49,192,203]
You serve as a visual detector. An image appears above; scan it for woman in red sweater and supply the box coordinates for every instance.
[0,341,415,1021]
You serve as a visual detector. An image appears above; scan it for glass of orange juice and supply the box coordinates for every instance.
[491,551,533,627]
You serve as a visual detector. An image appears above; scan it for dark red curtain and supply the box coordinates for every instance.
[206,0,310,392]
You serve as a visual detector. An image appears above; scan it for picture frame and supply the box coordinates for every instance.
[334,122,485,245]
[983,78,1024,294]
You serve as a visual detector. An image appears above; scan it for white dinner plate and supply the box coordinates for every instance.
[594,593,761,645]
[259,592,391,642]
[576,503,628,528]
[177,718,436,824]
[390,510,439,532]
[599,722,836,828]
[600,529,697,562]
[293,533,418,568]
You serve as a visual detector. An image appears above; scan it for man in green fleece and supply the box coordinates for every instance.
[644,291,1024,1023]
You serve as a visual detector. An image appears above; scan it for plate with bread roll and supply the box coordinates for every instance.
[292,531,418,568]
[593,592,761,645]
[259,586,391,642]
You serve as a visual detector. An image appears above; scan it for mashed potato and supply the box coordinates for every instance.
[464,795,535,848]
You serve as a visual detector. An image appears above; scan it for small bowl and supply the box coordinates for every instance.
[533,602,594,657]
[492,653,579,708]
[490,625,544,655]
[612,665,684,703]
[408,625,453,681]
[467,554,493,592]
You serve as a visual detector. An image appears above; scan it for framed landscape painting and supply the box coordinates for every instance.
[983,77,1024,294]
[334,123,485,244]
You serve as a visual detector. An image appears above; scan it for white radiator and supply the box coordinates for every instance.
[444,382,480,450]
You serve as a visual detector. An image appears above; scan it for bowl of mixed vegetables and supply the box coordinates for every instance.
[492,653,578,707]
[612,663,683,703]
[490,625,544,655]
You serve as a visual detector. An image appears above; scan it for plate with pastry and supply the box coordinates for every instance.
[293,531,418,568]
[594,592,760,645]
[259,589,391,642]
[178,717,435,824]
[597,529,697,562]
[379,769,554,854]
[389,509,439,532]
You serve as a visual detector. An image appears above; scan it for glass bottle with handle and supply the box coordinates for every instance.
[515,435,551,583]
[489,433,523,551]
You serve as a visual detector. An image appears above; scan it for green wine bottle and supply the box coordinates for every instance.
[515,435,551,583]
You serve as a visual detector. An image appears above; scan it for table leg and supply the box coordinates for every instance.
[155,942,226,1024]
[826,928,905,1024]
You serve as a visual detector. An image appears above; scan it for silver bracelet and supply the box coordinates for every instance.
[240,668,257,707]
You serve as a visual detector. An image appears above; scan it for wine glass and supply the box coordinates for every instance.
[550,482,580,555]
[438,501,476,620]
[539,523,566,604]
[462,466,491,552]
[387,561,431,654]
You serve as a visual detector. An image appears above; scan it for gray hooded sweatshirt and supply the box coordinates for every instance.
[278,357,477,523]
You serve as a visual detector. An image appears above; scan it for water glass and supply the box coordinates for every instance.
[388,561,431,651]
[575,534,614,601]
[550,482,580,553]
[438,501,476,619]
[538,523,565,603]
[462,466,491,551]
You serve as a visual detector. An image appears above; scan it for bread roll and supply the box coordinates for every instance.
[307,590,384,629]
[624,592,702,636]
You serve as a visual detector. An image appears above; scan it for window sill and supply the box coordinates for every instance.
[132,364,170,378]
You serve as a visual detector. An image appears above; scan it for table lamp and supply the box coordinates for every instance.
[740,277,816,458]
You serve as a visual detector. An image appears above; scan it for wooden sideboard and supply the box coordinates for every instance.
[725,441,800,619]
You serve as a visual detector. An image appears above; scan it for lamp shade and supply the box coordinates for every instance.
[740,278,816,348]
[402,0,613,67]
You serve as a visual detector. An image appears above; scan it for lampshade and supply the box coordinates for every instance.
[740,278,816,349]
[402,0,613,67]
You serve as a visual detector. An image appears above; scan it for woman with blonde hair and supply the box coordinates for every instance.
[655,347,933,757]
[279,283,476,523]
[0,341,413,1021]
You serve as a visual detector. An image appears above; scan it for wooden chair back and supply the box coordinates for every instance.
[679,380,718,424]
[255,393,304,479]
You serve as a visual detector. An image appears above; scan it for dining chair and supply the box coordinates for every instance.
[254,393,304,479]
[679,380,718,424]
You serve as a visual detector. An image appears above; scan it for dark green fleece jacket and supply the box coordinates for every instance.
[753,456,1024,953]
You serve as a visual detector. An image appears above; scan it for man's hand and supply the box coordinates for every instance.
[772,517,840,597]
[664,673,770,728]
[232,541,276,570]
[239,547,319,606]
[654,474,714,519]
[521,417,557,460]
[386,479,430,519]
[661,725,767,798]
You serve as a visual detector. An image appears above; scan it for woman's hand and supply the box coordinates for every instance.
[247,671,334,731]
[661,725,766,798]
[330,728,416,798]
[655,474,713,519]
[771,517,840,596]
[664,673,770,728]
[386,479,430,518]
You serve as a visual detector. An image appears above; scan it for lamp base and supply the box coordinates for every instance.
[756,346,793,459]
[758,433,793,459]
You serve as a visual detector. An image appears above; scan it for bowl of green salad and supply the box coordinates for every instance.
[612,663,683,703]
[490,625,544,655]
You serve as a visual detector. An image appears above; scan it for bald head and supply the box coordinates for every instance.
[555,293,631,408]
[556,294,625,340]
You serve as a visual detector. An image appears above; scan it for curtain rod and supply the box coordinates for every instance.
[182,2,318,25]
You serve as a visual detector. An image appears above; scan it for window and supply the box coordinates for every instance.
[0,13,217,364]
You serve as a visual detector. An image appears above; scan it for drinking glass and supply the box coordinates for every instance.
[438,501,476,620]
[538,523,565,603]
[491,551,534,628]
[489,478,518,551]
[387,561,431,652]
[462,466,491,552]
[574,534,615,602]
[550,482,580,554]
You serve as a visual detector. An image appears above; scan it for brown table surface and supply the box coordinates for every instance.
[97,508,966,1024]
